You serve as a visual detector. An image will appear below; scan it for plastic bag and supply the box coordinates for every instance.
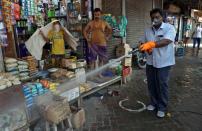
[18,65,28,69]
[6,63,18,68]
[5,58,17,64]
[19,72,29,77]
[18,61,28,65]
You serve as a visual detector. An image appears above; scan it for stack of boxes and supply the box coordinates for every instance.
[23,85,34,108]
[23,83,48,107]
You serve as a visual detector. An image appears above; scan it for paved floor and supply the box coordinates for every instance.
[81,48,202,131]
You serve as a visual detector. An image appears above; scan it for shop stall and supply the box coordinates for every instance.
[0,0,129,130]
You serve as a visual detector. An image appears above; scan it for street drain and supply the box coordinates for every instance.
[119,98,146,112]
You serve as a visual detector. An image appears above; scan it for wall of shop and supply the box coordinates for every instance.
[153,0,163,8]
[126,0,153,46]
[102,0,122,59]
[101,0,155,58]
[94,0,102,9]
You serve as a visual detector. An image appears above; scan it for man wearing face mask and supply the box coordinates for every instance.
[84,8,112,69]
[139,8,176,118]
[40,21,65,67]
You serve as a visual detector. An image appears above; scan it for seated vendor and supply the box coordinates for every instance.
[39,20,65,67]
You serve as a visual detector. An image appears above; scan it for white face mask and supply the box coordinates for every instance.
[54,24,60,32]
[152,18,161,26]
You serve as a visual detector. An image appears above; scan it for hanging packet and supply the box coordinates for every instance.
[14,3,21,20]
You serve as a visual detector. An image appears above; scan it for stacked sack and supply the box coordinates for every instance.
[18,60,30,81]
[0,72,21,90]
[24,56,38,76]
[4,58,19,78]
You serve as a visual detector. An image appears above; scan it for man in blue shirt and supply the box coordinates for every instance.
[140,8,176,118]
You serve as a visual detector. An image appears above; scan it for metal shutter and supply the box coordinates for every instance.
[153,0,163,8]
[102,0,122,59]
[126,0,152,46]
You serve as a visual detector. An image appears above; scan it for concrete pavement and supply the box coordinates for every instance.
[81,48,202,131]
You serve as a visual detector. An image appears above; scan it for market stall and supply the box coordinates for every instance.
[0,0,130,130]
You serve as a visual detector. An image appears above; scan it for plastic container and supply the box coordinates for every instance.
[75,68,86,84]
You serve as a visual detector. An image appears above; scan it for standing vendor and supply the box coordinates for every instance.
[83,8,112,69]
[40,20,65,67]
[139,8,176,118]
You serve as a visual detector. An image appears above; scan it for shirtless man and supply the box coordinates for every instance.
[84,8,112,69]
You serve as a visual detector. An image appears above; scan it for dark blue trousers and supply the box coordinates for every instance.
[193,38,201,48]
[146,65,171,111]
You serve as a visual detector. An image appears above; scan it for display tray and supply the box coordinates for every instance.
[81,75,122,98]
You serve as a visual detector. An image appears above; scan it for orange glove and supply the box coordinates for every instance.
[140,41,156,52]
[147,48,153,55]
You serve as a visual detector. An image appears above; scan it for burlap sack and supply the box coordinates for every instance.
[41,96,71,124]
